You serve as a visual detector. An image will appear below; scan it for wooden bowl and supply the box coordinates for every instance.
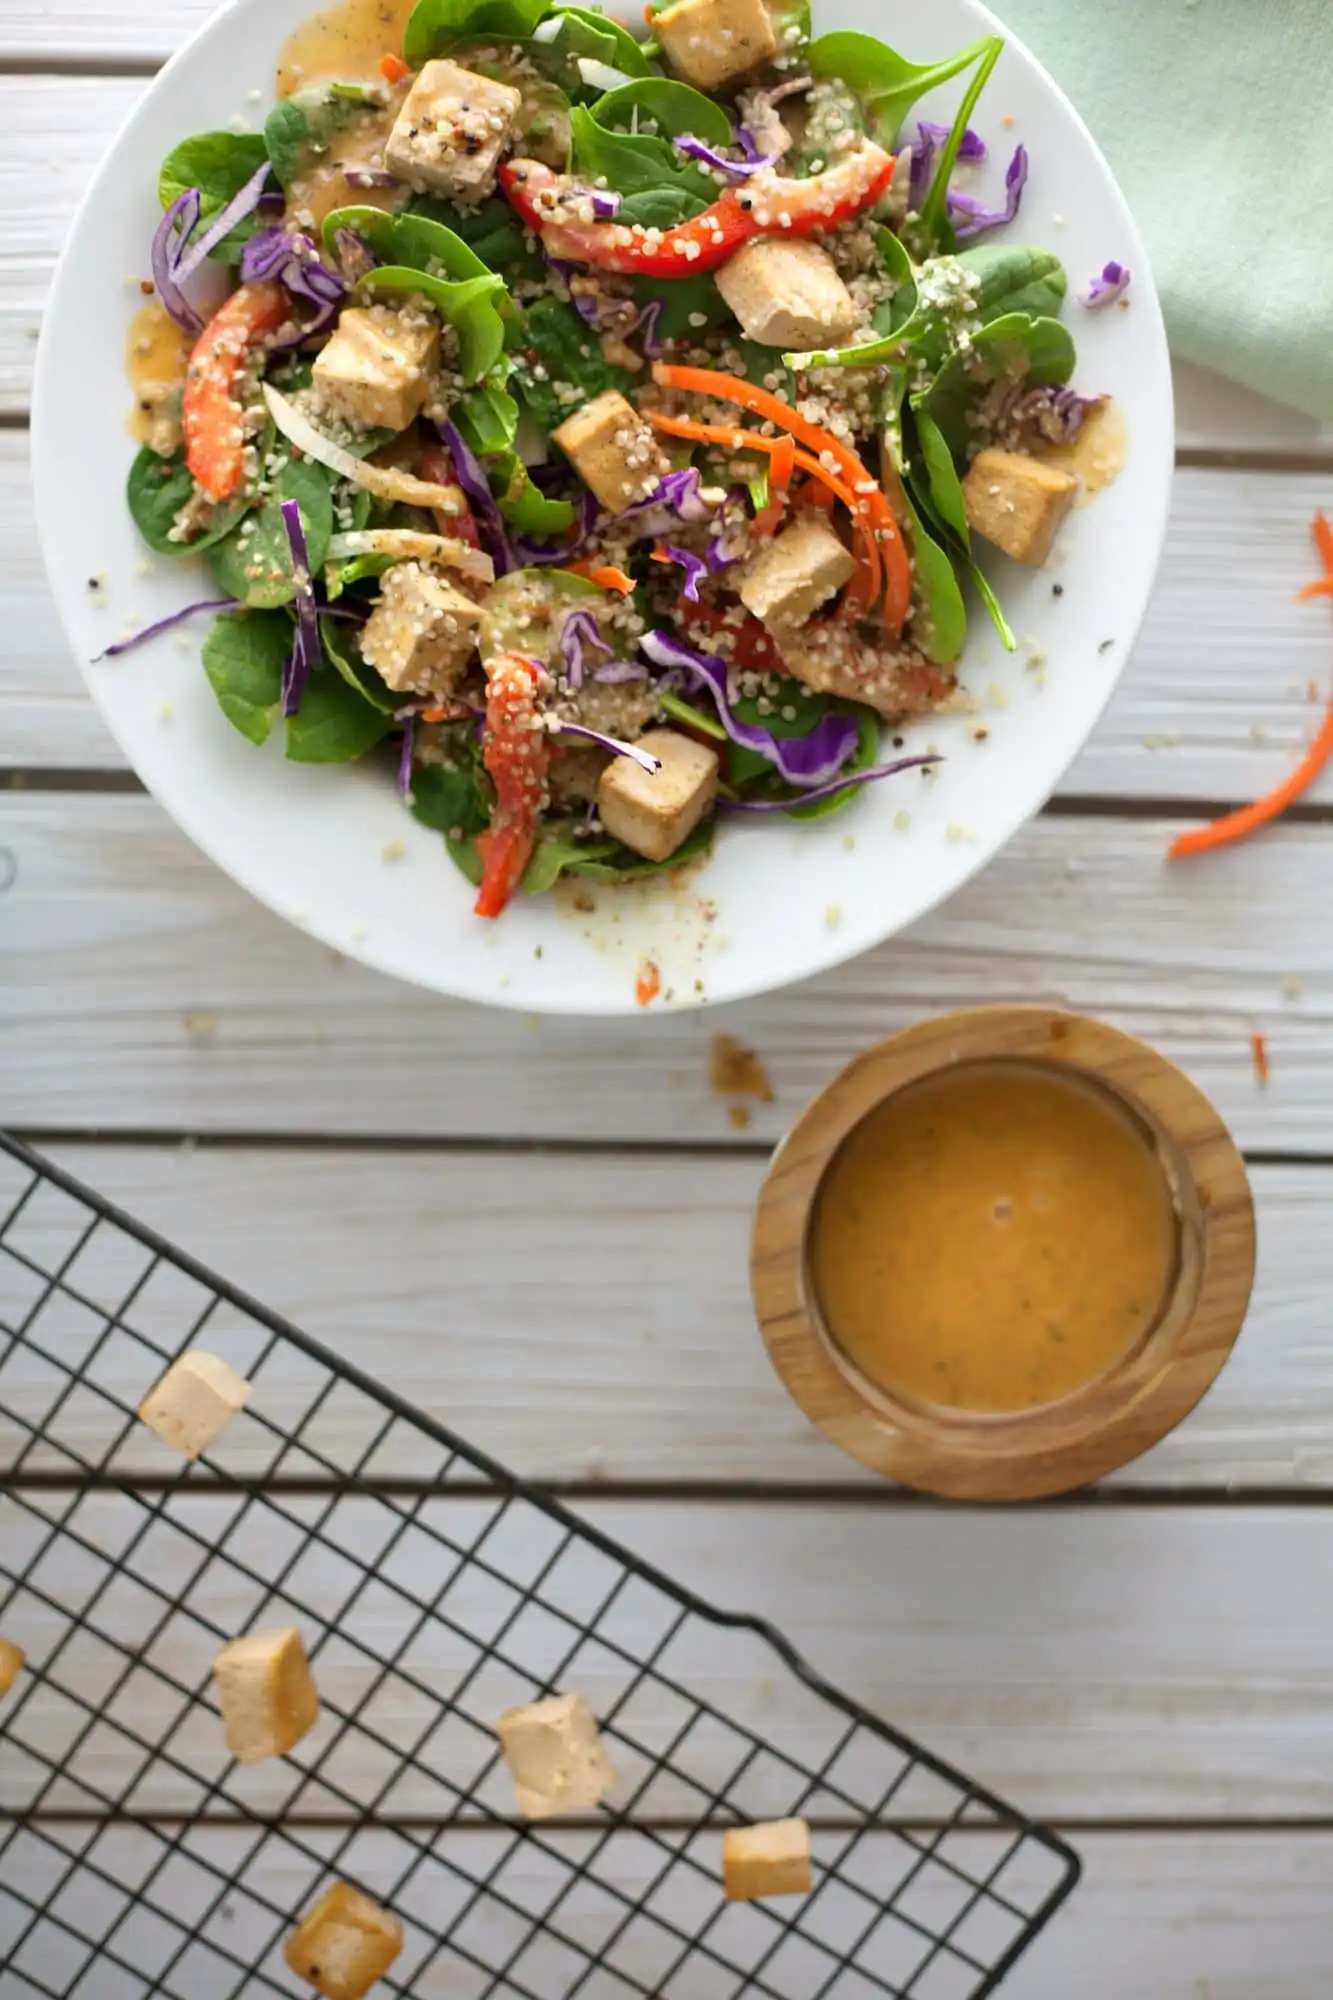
[750,1008,1256,1501]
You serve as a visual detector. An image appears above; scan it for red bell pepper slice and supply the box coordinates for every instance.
[474,655,550,919]
[182,281,289,503]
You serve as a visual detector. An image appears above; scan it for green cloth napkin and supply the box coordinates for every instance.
[993,0,1333,420]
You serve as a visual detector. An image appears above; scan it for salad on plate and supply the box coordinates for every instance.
[121,0,1125,919]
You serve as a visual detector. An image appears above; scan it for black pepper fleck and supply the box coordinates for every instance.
[1098,638,1114,654]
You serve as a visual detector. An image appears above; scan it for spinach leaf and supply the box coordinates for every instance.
[881,386,967,666]
[915,312,1076,459]
[568,105,711,212]
[452,383,577,535]
[872,227,918,335]
[285,669,395,762]
[968,560,1017,651]
[404,0,548,64]
[914,36,1003,253]
[446,835,486,886]
[319,615,399,711]
[659,691,727,741]
[422,194,545,278]
[767,0,811,57]
[265,83,383,188]
[324,205,492,283]
[913,407,970,547]
[126,446,250,559]
[207,460,334,609]
[592,78,731,145]
[510,295,635,431]
[631,269,726,339]
[807,30,1001,152]
[455,382,522,456]
[356,267,507,382]
[201,609,290,744]
[525,818,714,886]
[410,754,493,835]
[158,132,270,262]
[956,241,1066,329]
[549,5,654,76]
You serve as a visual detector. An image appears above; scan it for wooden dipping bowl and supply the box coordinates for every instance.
[750,1008,1256,1501]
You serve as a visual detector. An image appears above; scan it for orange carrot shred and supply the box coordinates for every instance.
[380,52,411,81]
[636,961,661,1007]
[769,434,797,494]
[1296,577,1333,603]
[565,561,635,593]
[1314,510,1333,574]
[1251,1031,1270,1088]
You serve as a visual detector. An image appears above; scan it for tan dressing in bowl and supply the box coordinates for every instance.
[809,1060,1178,1415]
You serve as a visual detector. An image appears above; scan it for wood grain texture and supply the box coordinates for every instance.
[0,1143,1324,1490]
[2,794,1331,1151]
[6,1489,1333,1817]
[7,425,1333,803]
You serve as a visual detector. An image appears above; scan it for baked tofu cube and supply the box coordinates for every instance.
[717,238,858,350]
[360,561,483,698]
[597,729,720,864]
[654,0,777,92]
[138,1350,252,1462]
[552,390,669,514]
[0,1640,25,1699]
[285,1883,404,2000]
[723,1820,813,1902]
[311,305,440,434]
[738,512,855,630]
[385,59,522,200]
[961,447,1079,567]
[214,1627,320,1764]
[497,1692,619,1820]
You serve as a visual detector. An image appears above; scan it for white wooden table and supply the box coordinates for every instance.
[5,4,1333,1991]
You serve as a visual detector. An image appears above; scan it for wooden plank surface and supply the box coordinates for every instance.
[5,1489,1333,1818]
[0,1142,1320,1490]
[0,792,1327,1150]
[8,431,1333,805]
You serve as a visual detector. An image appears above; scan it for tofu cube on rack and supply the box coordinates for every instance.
[385,59,523,200]
[137,1350,252,1462]
[597,729,720,864]
[722,1818,813,1901]
[961,447,1079,567]
[716,238,859,351]
[311,305,440,435]
[738,512,856,630]
[552,390,669,514]
[285,1883,405,2000]
[213,1627,320,1764]
[497,1692,618,1820]
[653,0,777,92]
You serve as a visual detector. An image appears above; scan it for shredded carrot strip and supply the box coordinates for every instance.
[769,434,797,494]
[750,502,785,539]
[647,411,783,457]
[1251,1031,1271,1087]
[565,561,635,593]
[636,961,661,1007]
[380,52,411,81]
[1296,577,1333,603]
[651,363,911,633]
[796,477,838,515]
[1314,510,1333,574]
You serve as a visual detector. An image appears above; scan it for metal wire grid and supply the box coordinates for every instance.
[0,1133,1079,2000]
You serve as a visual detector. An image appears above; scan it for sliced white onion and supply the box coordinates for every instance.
[263,384,468,518]
[577,57,636,90]
[532,16,563,39]
[326,528,494,584]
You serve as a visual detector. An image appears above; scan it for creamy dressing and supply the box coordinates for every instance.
[285,108,405,233]
[1040,397,1127,504]
[126,300,191,445]
[277,0,419,94]
[809,1060,1178,1415]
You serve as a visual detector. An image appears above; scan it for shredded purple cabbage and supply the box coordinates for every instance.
[1081,260,1132,308]
[344,167,398,188]
[511,487,598,567]
[949,144,1029,239]
[151,191,205,334]
[560,607,612,688]
[639,630,861,786]
[240,228,347,349]
[909,120,987,207]
[171,159,275,285]
[592,661,648,684]
[633,298,665,359]
[621,465,719,526]
[655,544,708,602]
[436,418,515,575]
[674,132,776,179]
[93,597,235,661]
[397,713,416,796]
[1009,382,1103,445]
[333,227,379,285]
[280,498,321,717]
[550,720,661,771]
[589,189,621,219]
[719,753,942,810]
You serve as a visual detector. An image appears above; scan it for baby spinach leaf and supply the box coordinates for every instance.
[455,382,522,455]
[968,560,1017,651]
[523,830,610,893]
[807,29,1001,151]
[913,407,970,548]
[548,5,654,76]
[873,227,918,333]
[900,492,967,665]
[356,267,507,382]
[265,83,383,187]
[319,615,400,711]
[419,194,547,278]
[201,609,291,744]
[628,269,725,339]
[324,205,492,283]
[914,35,1003,252]
[207,460,334,610]
[915,311,1076,459]
[404,0,548,64]
[446,834,486,885]
[956,241,1066,328]
[158,132,271,262]
[410,754,493,835]
[592,78,731,146]
[767,0,811,56]
[285,668,395,762]
[510,295,635,431]
[568,105,712,211]
[561,818,715,880]
[126,446,250,558]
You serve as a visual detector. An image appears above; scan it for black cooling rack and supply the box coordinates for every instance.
[0,1130,1079,2000]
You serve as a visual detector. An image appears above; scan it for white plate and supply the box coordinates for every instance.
[32,0,1172,1017]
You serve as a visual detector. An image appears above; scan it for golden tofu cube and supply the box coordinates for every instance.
[597,729,720,864]
[385,59,522,200]
[285,1883,404,2000]
[360,561,483,698]
[552,389,669,514]
[138,1350,252,1462]
[213,1627,320,1764]
[961,447,1079,567]
[0,1639,25,1698]
[738,512,856,630]
[717,239,858,350]
[312,305,440,434]
[497,1692,618,1820]
[722,1819,813,1902]
[654,0,777,92]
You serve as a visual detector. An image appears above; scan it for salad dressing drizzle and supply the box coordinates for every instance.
[277,0,420,95]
